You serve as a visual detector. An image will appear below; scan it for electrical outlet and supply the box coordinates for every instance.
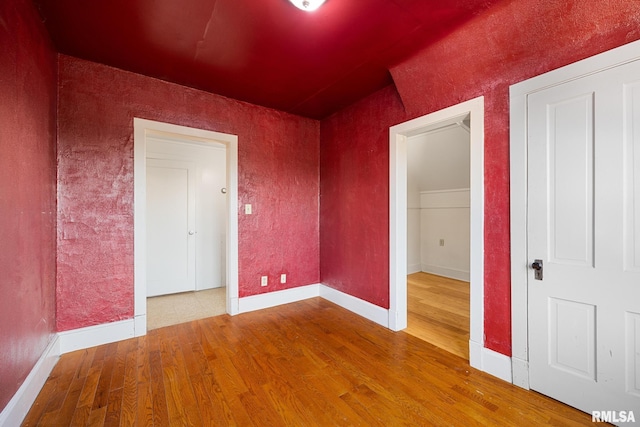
[439,239,445,246]
[245,204,252,215]
[261,276,268,287]
[280,274,286,284]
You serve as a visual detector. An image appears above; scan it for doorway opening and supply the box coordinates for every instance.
[389,97,484,370]
[145,135,228,329]
[404,120,471,359]
[133,118,239,335]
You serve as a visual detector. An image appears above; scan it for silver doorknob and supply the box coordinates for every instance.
[188,230,195,235]
[531,259,543,280]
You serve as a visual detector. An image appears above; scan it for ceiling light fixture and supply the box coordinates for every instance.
[289,0,326,12]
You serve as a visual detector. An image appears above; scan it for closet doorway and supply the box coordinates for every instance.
[133,118,239,334]
[405,121,470,360]
[388,96,485,371]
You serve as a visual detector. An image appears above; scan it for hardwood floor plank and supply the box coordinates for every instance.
[91,342,118,412]
[21,349,84,426]
[406,271,471,359]
[160,329,204,427]
[117,343,138,427]
[67,405,90,427]
[74,347,98,380]
[133,335,153,427]
[102,384,123,427]
[86,406,107,427]
[134,381,154,427]
[72,362,102,418]
[190,322,255,426]
[188,325,243,425]
[148,349,169,427]
[292,369,365,426]
[23,298,592,426]
[110,339,132,393]
[46,375,85,425]
[278,301,475,425]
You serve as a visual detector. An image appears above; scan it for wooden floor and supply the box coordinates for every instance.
[405,272,470,360]
[22,298,591,426]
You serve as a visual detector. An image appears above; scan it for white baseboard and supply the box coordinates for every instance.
[511,357,530,389]
[421,264,470,282]
[238,284,320,313]
[319,285,389,328]
[237,283,389,328]
[469,339,483,370]
[0,335,60,427]
[58,319,135,354]
[407,263,421,275]
[134,314,147,337]
[469,340,513,383]
[228,296,240,315]
[387,308,407,331]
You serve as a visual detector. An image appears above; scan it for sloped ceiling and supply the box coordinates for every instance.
[32,0,500,119]
[408,123,470,192]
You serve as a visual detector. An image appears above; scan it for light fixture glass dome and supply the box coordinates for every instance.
[289,0,326,12]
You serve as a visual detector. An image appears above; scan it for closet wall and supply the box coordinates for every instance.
[407,123,470,281]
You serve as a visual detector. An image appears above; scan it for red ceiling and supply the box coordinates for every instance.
[33,0,500,119]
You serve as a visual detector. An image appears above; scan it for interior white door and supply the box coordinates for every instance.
[195,146,227,290]
[527,59,640,416]
[146,158,196,297]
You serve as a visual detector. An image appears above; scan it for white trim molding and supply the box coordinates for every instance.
[420,264,470,282]
[238,285,320,313]
[389,97,486,372]
[320,286,390,327]
[509,39,640,390]
[51,283,397,357]
[58,319,135,354]
[0,336,60,427]
[236,284,390,329]
[469,341,513,383]
[133,118,240,333]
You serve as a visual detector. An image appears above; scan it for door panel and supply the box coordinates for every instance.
[625,82,640,272]
[627,312,640,397]
[528,59,640,416]
[146,159,196,296]
[547,94,594,266]
[548,298,596,381]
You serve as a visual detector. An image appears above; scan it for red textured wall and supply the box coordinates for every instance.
[0,0,57,412]
[57,56,319,331]
[320,86,405,307]
[320,0,640,356]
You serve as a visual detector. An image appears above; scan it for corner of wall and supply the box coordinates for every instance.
[0,336,60,427]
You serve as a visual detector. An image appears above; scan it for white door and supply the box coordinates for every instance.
[527,59,640,415]
[195,146,227,290]
[146,158,196,296]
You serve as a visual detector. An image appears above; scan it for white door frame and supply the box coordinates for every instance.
[133,118,239,336]
[389,96,488,373]
[509,39,640,389]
